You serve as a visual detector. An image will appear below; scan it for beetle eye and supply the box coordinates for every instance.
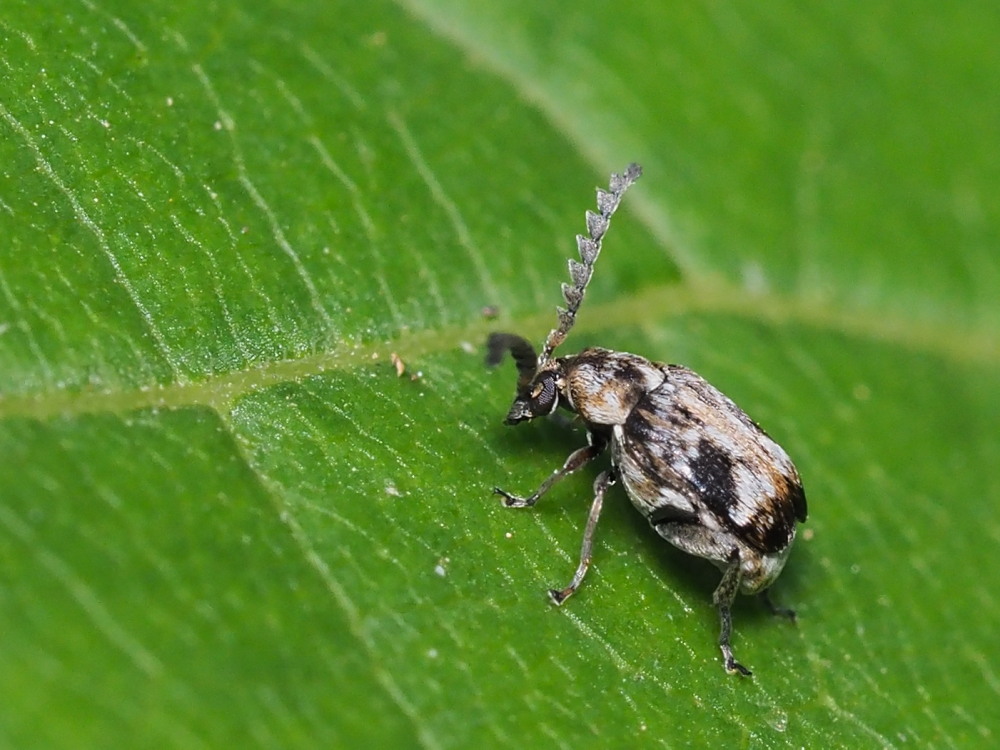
[531,375,558,415]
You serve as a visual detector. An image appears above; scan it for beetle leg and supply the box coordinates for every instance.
[759,589,797,622]
[548,468,617,605]
[715,550,752,676]
[493,432,607,508]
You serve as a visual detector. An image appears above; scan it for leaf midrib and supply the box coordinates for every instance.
[2,277,995,422]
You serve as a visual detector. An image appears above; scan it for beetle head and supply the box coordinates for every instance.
[486,332,563,424]
[503,365,562,424]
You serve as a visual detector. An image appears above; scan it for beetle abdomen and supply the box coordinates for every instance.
[615,365,806,556]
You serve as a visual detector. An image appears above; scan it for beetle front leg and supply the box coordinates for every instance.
[493,433,607,508]
[548,468,616,604]
[715,550,752,676]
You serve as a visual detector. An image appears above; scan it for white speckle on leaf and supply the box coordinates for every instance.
[384,481,403,498]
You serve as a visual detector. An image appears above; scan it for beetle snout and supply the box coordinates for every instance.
[504,398,534,425]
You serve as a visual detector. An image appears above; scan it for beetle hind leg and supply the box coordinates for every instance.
[715,551,752,676]
[759,589,797,622]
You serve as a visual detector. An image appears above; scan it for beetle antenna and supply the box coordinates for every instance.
[486,332,538,392]
[539,163,642,363]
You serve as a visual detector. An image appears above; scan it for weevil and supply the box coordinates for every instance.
[486,164,807,676]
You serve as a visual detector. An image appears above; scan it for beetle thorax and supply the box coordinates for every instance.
[562,348,666,426]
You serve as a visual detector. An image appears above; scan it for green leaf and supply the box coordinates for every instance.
[2,2,998,747]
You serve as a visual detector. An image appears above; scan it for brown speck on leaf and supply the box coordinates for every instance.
[390,352,405,377]
[481,305,500,319]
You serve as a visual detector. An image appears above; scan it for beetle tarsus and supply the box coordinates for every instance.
[760,590,797,622]
[723,647,753,677]
[548,588,572,605]
[492,487,536,508]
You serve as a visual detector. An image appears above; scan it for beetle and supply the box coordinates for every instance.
[486,164,807,675]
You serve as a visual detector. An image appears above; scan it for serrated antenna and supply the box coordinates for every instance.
[539,163,642,363]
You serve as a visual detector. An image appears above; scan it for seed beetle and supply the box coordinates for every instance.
[486,164,807,675]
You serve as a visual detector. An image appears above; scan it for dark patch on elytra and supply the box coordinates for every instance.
[688,438,739,516]
[737,476,803,554]
[753,514,794,553]
[789,479,808,522]
[670,400,695,424]
[625,404,659,444]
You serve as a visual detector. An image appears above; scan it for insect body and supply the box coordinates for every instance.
[486,164,807,676]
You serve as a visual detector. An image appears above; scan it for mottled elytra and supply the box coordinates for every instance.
[486,164,807,676]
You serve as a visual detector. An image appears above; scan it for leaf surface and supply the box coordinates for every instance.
[2,2,998,747]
